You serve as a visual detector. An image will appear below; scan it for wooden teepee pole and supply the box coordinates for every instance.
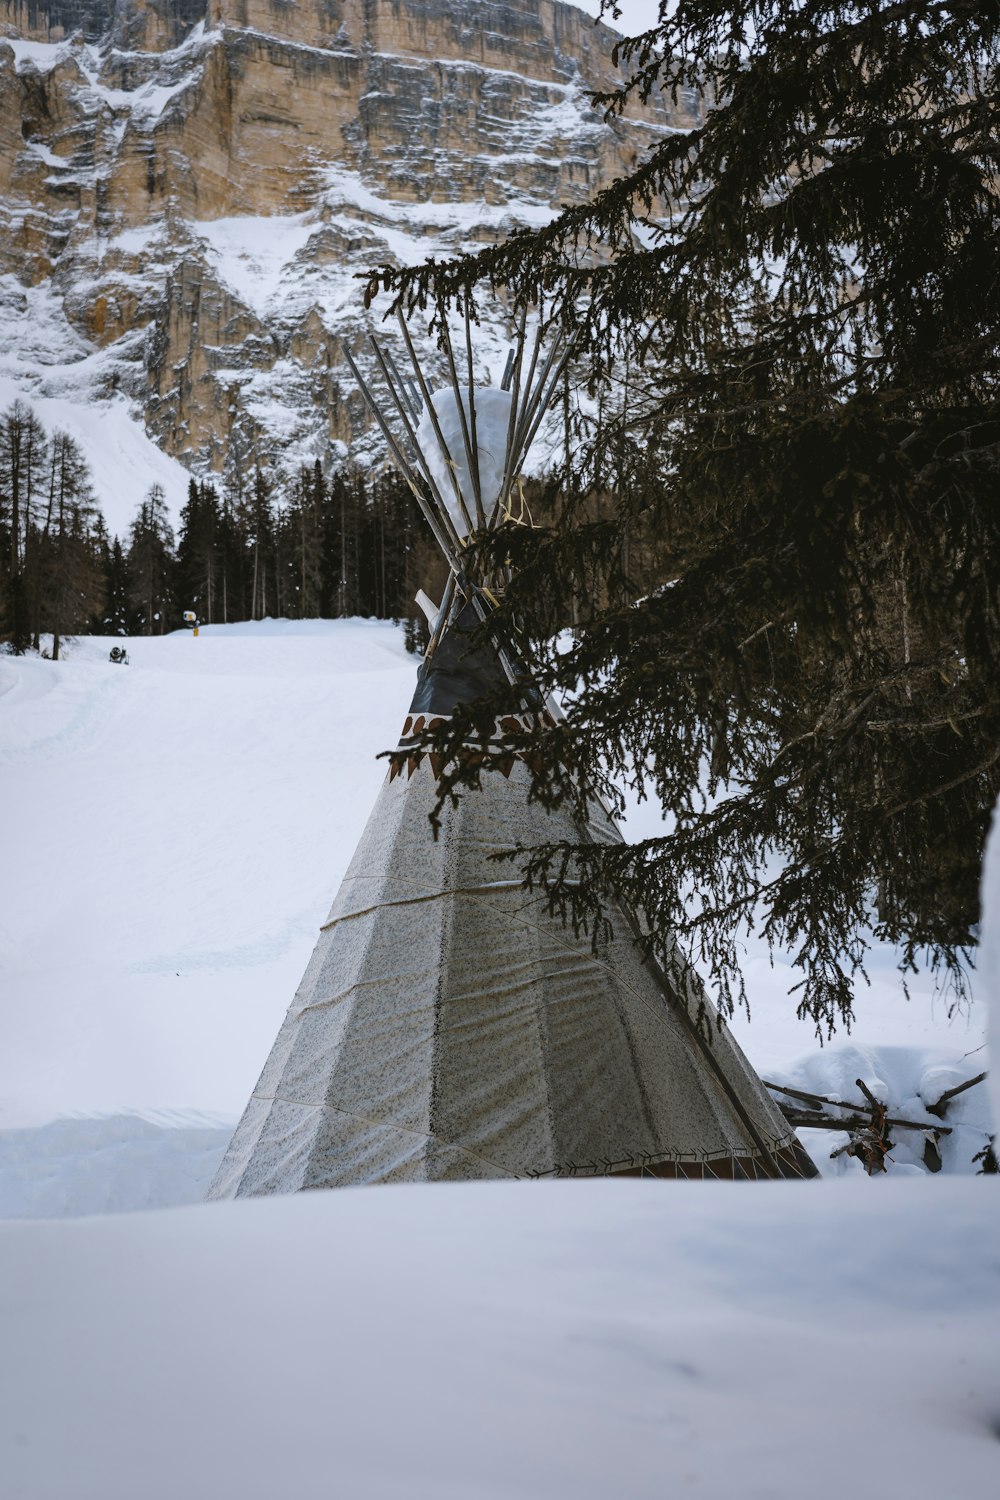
[423,570,457,661]
[463,303,486,529]
[367,336,467,561]
[495,323,561,527]
[496,304,529,529]
[395,309,477,541]
[342,345,459,570]
[439,308,485,530]
[511,337,576,479]
[382,342,422,424]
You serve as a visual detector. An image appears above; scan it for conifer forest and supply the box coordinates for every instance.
[0,398,436,657]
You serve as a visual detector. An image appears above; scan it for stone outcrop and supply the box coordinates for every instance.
[0,0,683,476]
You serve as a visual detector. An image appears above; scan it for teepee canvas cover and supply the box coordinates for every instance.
[208,314,816,1195]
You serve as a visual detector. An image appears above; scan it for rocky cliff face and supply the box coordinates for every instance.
[0,0,682,487]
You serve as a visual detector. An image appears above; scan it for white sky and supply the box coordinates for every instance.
[574,0,666,33]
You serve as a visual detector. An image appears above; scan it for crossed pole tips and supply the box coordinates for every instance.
[340,301,575,679]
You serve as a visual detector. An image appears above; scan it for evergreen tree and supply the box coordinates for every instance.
[403,613,429,655]
[0,400,48,652]
[127,484,175,634]
[295,461,326,618]
[217,477,243,625]
[37,431,103,659]
[248,462,275,621]
[370,1,1000,1030]
[221,427,256,622]
[324,468,361,618]
[96,534,132,636]
[176,479,221,623]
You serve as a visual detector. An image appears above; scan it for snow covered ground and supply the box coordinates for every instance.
[0,623,411,1170]
[1,620,997,1497]
[1,619,991,1211]
[3,1178,998,1500]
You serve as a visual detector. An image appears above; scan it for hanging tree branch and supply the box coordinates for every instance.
[355,2,1000,1032]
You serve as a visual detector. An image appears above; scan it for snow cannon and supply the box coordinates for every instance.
[182,610,200,638]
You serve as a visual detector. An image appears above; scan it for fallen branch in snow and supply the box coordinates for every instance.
[835,1080,894,1173]
[763,1080,953,1135]
[774,1111,951,1137]
[924,1071,988,1119]
[764,1077,957,1175]
[762,1080,845,1111]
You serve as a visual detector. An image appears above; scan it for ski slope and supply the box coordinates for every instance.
[0,622,412,1179]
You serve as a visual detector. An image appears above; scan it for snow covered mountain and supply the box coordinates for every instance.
[0,0,679,528]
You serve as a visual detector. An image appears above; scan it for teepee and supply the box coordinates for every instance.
[208,310,816,1194]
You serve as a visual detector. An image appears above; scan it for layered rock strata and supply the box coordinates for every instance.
[0,0,685,477]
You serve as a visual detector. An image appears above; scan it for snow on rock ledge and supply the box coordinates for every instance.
[0,0,683,484]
